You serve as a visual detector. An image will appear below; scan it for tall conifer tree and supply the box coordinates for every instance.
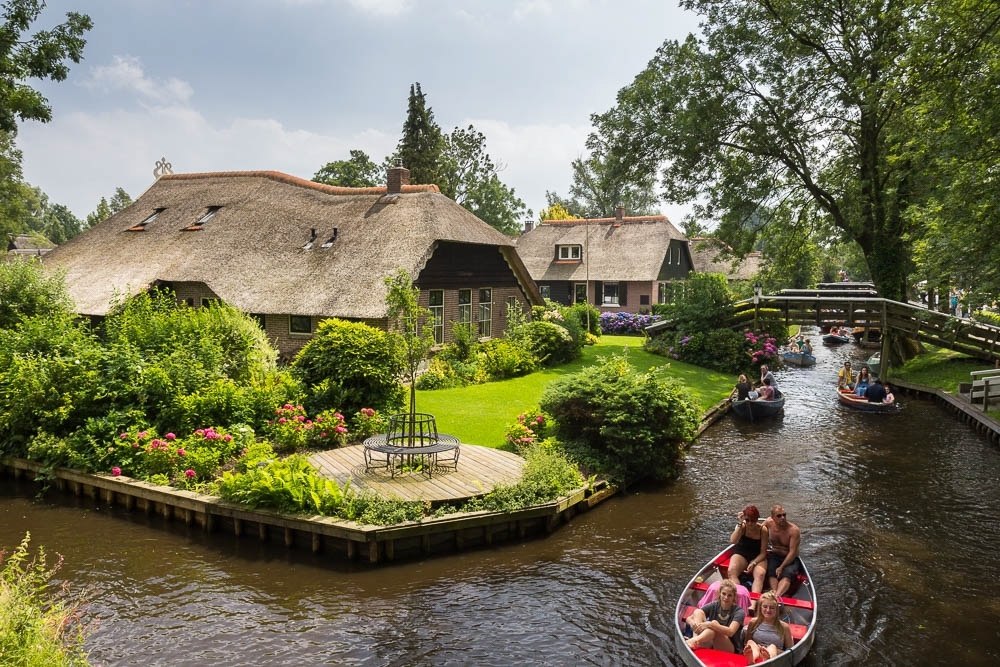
[395,83,449,194]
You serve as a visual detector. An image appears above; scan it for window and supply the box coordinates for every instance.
[128,208,164,231]
[458,289,473,331]
[196,206,221,224]
[558,245,582,260]
[429,290,444,344]
[539,284,551,299]
[640,295,650,306]
[574,283,588,304]
[249,313,265,328]
[290,315,312,334]
[505,296,518,324]
[478,288,492,338]
[602,282,620,306]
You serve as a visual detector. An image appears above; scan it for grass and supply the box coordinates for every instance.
[416,335,734,447]
[889,345,1000,419]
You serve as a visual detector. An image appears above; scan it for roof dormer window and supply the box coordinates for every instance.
[127,208,164,232]
[196,206,221,224]
[321,228,338,248]
[557,244,582,261]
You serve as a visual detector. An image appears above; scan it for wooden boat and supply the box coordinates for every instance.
[731,390,785,421]
[782,350,816,367]
[866,352,881,378]
[674,543,817,666]
[837,387,897,412]
[822,331,851,345]
[851,327,881,346]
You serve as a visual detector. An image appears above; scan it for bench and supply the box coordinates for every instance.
[363,434,460,478]
[970,369,1000,409]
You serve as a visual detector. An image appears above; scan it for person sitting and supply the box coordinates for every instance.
[864,378,887,403]
[755,377,775,401]
[759,365,778,393]
[854,366,871,396]
[801,339,813,355]
[882,383,895,404]
[837,361,854,390]
[728,505,769,606]
[735,374,753,401]
[685,579,745,653]
[743,591,793,664]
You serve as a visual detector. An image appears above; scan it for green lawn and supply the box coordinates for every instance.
[888,345,1000,419]
[416,335,734,447]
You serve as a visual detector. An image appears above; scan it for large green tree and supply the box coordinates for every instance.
[394,82,449,191]
[594,0,999,303]
[85,187,132,228]
[312,149,383,187]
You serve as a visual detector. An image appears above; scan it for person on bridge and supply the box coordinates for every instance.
[865,378,888,403]
[685,579,745,653]
[837,361,855,390]
[743,591,792,664]
[754,504,802,598]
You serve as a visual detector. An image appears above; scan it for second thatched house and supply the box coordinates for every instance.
[41,165,542,358]
[515,206,694,313]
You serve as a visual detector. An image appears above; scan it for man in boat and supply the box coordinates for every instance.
[837,361,855,390]
[865,378,888,403]
[759,505,802,598]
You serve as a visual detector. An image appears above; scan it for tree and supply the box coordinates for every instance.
[0,1,92,134]
[312,149,383,187]
[393,82,449,191]
[384,269,434,421]
[85,187,132,228]
[594,0,1000,303]
[538,202,578,221]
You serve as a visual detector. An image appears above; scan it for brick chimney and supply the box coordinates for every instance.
[524,220,535,232]
[387,159,410,194]
[615,202,625,221]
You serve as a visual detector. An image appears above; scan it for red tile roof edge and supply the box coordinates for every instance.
[540,215,667,225]
[159,171,440,195]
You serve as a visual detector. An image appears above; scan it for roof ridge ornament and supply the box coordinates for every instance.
[153,157,174,179]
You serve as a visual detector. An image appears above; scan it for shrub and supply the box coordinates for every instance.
[452,444,584,513]
[263,404,348,453]
[349,407,389,442]
[168,371,302,434]
[217,454,347,515]
[564,301,601,337]
[539,355,699,487]
[659,272,734,331]
[414,356,465,389]
[503,408,551,453]
[340,493,424,526]
[973,309,1000,327]
[509,320,579,366]
[292,318,405,416]
[0,259,74,330]
[598,311,662,335]
[477,338,537,380]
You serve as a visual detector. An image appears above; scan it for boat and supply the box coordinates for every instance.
[674,543,817,666]
[866,352,881,378]
[731,390,785,421]
[821,331,851,345]
[837,387,897,412]
[851,327,881,347]
[782,350,816,367]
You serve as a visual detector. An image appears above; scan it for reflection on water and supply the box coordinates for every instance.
[2,328,999,666]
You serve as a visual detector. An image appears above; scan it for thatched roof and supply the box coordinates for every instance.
[689,237,762,281]
[42,170,539,317]
[6,234,54,257]
[515,215,689,281]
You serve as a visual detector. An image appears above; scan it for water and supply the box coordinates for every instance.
[3,329,999,666]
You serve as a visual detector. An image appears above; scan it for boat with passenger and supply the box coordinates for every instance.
[821,327,851,345]
[837,387,897,412]
[781,350,816,367]
[731,390,785,421]
[674,543,817,666]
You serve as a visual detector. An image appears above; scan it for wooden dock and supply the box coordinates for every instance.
[308,444,525,503]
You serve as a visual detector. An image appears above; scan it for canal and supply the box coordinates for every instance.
[3,329,999,666]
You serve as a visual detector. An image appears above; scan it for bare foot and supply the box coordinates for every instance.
[686,637,702,650]
[743,641,759,663]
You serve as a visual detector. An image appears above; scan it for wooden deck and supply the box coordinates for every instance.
[308,444,525,503]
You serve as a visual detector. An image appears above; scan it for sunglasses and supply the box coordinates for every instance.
[774,513,786,518]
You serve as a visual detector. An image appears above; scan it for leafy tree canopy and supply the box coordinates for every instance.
[538,201,578,221]
[594,0,1000,302]
[85,187,132,228]
[393,82,449,191]
[312,149,383,187]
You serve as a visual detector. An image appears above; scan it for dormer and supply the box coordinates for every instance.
[555,244,582,262]
[127,208,165,232]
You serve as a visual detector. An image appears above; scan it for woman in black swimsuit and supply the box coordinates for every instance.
[728,505,769,589]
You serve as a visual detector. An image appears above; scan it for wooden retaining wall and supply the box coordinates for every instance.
[890,379,1000,446]
[0,458,616,564]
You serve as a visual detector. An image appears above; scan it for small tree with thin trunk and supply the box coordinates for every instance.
[384,270,435,437]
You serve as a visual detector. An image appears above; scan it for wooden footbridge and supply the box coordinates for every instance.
[650,282,1000,375]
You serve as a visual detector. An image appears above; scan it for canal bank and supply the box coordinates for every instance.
[890,378,1000,445]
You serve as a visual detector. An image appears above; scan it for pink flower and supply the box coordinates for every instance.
[320,432,328,438]
[119,432,128,440]
[137,430,148,439]
[176,448,186,457]
[165,432,176,440]
[195,429,205,436]
[295,415,305,422]
[223,434,233,442]
[184,469,196,479]
[284,403,293,410]
[111,466,122,477]
[361,407,375,417]
[278,417,287,424]
[335,425,347,434]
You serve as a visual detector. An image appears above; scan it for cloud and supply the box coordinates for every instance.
[84,55,194,106]
[346,0,412,18]
[513,0,554,20]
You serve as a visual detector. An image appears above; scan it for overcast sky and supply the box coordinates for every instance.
[17,0,701,227]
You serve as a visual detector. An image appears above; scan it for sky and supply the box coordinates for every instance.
[17,0,702,227]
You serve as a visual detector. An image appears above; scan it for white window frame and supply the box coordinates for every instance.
[478,288,492,338]
[429,290,444,345]
[558,245,582,260]
[458,289,472,331]
[602,282,620,306]
[539,284,551,299]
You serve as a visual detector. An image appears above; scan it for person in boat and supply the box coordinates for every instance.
[735,374,753,401]
[837,361,855,390]
[685,579,745,653]
[755,376,775,401]
[801,339,813,355]
[729,505,769,592]
[882,383,895,404]
[864,378,887,403]
[759,365,778,393]
[755,504,802,598]
[854,366,872,397]
[742,591,793,664]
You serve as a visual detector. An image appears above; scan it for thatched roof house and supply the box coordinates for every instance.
[42,166,542,357]
[6,234,54,258]
[688,236,762,282]
[516,206,693,312]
